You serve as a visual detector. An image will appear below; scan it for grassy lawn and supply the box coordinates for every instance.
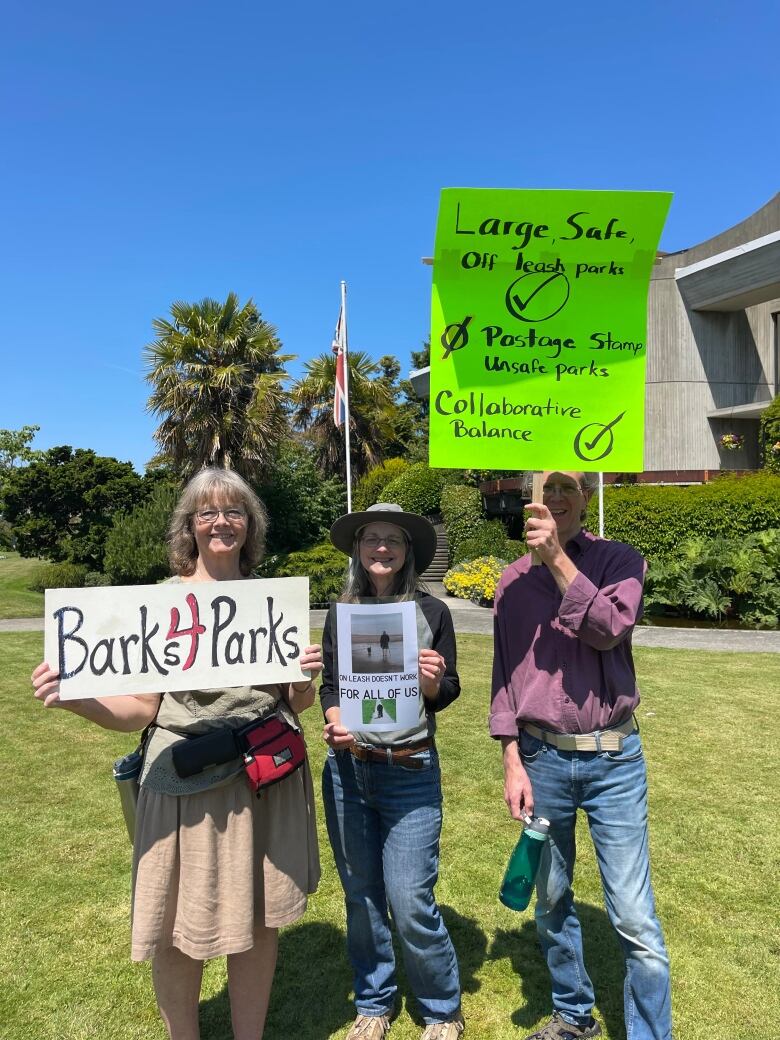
[0,552,44,619]
[1,631,778,1040]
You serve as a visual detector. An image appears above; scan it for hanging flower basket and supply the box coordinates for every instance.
[719,433,744,452]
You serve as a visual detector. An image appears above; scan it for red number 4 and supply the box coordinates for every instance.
[167,593,206,670]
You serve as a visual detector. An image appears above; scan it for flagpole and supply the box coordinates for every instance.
[598,472,604,538]
[341,279,353,513]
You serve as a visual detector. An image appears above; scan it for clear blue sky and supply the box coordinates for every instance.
[3,0,778,473]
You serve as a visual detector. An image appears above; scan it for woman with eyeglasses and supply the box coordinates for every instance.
[320,503,464,1040]
[31,467,322,1040]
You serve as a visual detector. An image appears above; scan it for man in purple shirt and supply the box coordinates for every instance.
[490,471,672,1040]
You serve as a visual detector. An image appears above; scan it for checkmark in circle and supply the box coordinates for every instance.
[573,412,626,462]
[505,271,570,323]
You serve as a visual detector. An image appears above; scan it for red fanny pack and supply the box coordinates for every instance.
[239,715,306,795]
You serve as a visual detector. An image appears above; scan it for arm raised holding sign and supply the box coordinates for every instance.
[491,469,671,1040]
[28,467,321,1040]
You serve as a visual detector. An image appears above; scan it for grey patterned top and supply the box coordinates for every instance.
[139,576,294,795]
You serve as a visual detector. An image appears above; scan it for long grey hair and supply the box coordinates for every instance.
[341,527,424,602]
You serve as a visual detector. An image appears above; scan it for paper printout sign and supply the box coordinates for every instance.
[336,601,420,731]
[429,188,672,471]
[44,577,310,699]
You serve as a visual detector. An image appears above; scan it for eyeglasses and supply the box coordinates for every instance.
[541,483,584,498]
[195,507,247,524]
[360,535,406,549]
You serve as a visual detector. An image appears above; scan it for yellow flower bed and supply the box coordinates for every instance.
[443,555,508,605]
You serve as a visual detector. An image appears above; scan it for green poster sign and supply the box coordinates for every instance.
[429,188,672,471]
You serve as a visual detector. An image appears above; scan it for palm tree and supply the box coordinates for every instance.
[290,351,401,479]
[145,294,292,481]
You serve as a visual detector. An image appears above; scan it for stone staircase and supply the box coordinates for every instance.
[422,523,450,582]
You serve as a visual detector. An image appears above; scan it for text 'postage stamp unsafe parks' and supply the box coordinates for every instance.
[429,187,672,471]
[45,577,310,699]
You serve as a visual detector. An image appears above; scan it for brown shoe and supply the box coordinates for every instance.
[345,1014,391,1040]
[420,1011,465,1040]
[524,1011,602,1039]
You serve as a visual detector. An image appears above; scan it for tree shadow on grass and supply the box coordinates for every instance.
[489,902,626,1040]
[199,921,353,1040]
[199,908,489,1039]
[379,904,488,1030]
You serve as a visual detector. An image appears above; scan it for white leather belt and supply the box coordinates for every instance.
[523,717,637,752]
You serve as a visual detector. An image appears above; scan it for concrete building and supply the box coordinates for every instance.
[412,193,780,483]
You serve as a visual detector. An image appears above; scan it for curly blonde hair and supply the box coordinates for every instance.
[167,468,268,577]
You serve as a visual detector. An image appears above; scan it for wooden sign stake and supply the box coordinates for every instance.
[531,472,545,567]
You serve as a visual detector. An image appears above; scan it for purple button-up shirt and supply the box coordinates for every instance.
[490,530,645,738]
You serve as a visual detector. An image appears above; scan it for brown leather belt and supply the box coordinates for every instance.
[350,738,433,769]
[523,717,637,752]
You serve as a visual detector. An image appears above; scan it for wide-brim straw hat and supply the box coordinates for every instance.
[329,503,437,573]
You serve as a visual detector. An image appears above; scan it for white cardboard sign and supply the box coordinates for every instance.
[336,601,420,731]
[44,577,310,699]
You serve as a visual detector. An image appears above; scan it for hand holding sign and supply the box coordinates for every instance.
[523,502,563,565]
[31,660,72,709]
[418,647,447,699]
[323,714,357,749]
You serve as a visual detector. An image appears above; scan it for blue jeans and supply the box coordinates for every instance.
[322,746,461,1024]
[520,730,672,1040]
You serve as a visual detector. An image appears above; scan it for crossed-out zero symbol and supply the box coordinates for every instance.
[440,315,473,359]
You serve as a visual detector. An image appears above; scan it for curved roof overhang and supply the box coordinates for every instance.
[674,229,780,311]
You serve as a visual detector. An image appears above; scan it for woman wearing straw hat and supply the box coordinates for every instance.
[321,504,464,1040]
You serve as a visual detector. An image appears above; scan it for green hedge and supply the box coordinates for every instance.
[440,485,483,565]
[382,463,445,516]
[596,473,780,559]
[353,459,410,511]
[262,541,346,607]
[28,561,88,592]
[452,519,509,564]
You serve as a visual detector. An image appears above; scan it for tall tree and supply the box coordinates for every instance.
[2,446,145,568]
[145,293,291,481]
[0,424,41,474]
[289,351,399,479]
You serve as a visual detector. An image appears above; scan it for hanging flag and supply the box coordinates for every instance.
[332,303,346,428]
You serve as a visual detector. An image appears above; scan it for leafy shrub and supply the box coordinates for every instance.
[353,459,410,511]
[440,485,484,565]
[645,529,780,628]
[382,463,445,516]
[0,518,15,550]
[759,393,780,474]
[28,561,88,592]
[262,541,346,607]
[452,519,509,564]
[505,538,526,560]
[597,473,780,559]
[443,555,507,606]
[103,483,179,585]
[84,571,111,587]
[259,441,346,554]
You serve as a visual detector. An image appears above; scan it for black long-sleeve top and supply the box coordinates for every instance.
[319,592,461,747]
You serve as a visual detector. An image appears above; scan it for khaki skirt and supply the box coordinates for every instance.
[130,761,320,962]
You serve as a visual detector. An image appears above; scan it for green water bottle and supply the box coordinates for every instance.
[499,814,550,911]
